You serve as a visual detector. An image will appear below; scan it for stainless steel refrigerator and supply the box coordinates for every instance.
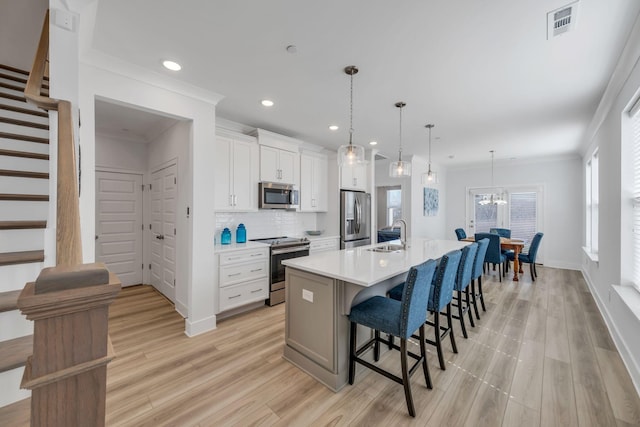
[340,190,371,249]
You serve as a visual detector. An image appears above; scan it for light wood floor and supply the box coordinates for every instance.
[3,266,640,426]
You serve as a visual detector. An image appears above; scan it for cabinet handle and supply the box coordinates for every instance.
[250,253,262,257]
[233,194,238,206]
[228,256,241,260]
[353,178,357,186]
[250,268,262,272]
[227,272,242,277]
[229,294,242,299]
[229,194,233,206]
[250,288,263,293]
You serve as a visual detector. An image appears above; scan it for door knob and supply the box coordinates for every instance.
[156,234,164,240]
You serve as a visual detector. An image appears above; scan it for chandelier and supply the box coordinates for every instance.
[478,150,507,205]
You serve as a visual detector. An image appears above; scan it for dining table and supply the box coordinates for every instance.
[461,236,525,281]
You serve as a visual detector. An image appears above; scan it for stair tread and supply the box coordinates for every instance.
[0,170,49,179]
[0,194,49,201]
[0,103,49,118]
[0,116,49,130]
[0,250,44,266]
[0,132,48,144]
[0,148,49,160]
[0,290,21,313]
[0,221,47,230]
[0,64,48,81]
[0,335,32,373]
[0,396,29,426]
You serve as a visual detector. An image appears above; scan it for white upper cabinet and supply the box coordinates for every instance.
[300,153,328,212]
[259,145,298,184]
[253,129,300,186]
[214,133,259,211]
[340,163,367,191]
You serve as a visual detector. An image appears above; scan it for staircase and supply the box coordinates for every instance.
[0,63,50,412]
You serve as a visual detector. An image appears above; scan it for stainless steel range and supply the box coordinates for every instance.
[250,236,310,306]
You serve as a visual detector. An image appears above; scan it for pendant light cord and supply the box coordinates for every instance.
[349,71,354,146]
[428,125,432,168]
[398,104,403,162]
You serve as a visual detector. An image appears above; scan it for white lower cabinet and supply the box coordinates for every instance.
[217,246,268,313]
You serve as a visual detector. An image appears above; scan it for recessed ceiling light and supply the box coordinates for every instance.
[329,125,339,131]
[369,141,378,145]
[261,99,274,107]
[162,60,182,71]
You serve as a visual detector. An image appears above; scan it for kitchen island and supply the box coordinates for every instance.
[282,238,469,392]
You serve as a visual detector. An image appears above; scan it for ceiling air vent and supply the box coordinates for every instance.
[547,1,579,39]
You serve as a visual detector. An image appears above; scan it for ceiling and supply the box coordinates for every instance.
[20,1,640,166]
[94,100,179,143]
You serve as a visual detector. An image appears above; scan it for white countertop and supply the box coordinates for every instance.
[213,241,269,253]
[282,238,469,287]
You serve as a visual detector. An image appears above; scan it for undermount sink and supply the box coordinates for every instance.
[368,244,406,253]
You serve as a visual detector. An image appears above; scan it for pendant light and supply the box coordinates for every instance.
[337,66,365,166]
[478,150,507,205]
[421,124,437,184]
[389,102,411,177]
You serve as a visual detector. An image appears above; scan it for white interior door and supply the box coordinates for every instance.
[150,164,177,302]
[95,171,143,287]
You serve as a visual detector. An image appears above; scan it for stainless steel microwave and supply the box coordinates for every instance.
[259,182,299,209]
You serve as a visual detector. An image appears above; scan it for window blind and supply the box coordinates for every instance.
[632,106,640,290]
[509,192,537,245]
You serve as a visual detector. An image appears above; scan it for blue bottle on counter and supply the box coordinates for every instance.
[236,223,246,243]
[221,227,231,245]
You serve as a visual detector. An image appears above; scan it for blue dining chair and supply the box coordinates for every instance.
[475,233,506,282]
[506,232,544,281]
[489,227,511,238]
[452,243,478,339]
[471,238,490,317]
[348,259,437,417]
[454,228,467,241]
[389,249,462,370]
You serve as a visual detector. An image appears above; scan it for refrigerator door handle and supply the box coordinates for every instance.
[355,197,361,234]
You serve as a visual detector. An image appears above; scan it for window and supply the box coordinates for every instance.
[386,187,402,227]
[509,192,537,244]
[585,150,599,257]
[631,100,640,290]
[473,194,498,233]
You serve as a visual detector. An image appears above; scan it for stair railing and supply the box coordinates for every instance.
[17,10,121,427]
[24,9,82,266]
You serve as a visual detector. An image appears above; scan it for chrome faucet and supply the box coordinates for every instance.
[392,219,407,250]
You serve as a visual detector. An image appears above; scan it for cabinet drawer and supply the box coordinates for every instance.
[219,248,267,266]
[219,279,268,312]
[219,260,268,287]
[310,239,338,253]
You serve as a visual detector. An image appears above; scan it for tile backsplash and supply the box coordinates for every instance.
[215,211,318,242]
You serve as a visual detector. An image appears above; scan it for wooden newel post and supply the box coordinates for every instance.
[17,263,121,427]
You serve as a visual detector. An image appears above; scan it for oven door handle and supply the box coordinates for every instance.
[271,245,310,255]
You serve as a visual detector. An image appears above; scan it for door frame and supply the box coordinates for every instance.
[95,167,146,285]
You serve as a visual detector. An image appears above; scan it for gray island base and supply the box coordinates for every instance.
[281,239,469,392]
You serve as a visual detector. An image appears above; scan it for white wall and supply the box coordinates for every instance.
[79,58,222,337]
[446,156,582,269]
[95,134,148,172]
[581,15,640,391]
[410,155,447,240]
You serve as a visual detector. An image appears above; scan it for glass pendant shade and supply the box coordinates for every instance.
[421,124,437,184]
[390,160,411,177]
[338,143,365,166]
[390,101,411,177]
[337,65,366,166]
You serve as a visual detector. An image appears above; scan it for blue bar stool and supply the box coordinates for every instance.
[389,250,462,370]
[348,259,437,417]
[451,243,478,339]
[471,238,490,317]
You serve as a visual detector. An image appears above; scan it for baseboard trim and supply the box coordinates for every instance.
[581,268,640,396]
[184,314,216,337]
[175,300,188,318]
